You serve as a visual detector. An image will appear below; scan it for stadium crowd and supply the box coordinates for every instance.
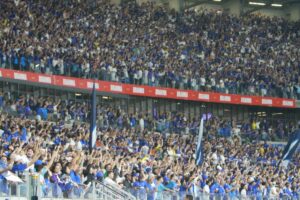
[1,0,300,99]
[0,92,296,141]
[0,93,299,199]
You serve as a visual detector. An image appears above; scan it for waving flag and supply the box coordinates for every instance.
[281,130,300,161]
[196,118,204,166]
[195,114,212,166]
[89,82,97,152]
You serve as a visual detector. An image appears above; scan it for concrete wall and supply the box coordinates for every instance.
[223,0,242,16]
[169,0,182,12]
[191,3,223,11]
[288,4,300,21]
[252,8,289,19]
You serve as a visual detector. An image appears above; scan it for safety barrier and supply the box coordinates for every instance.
[0,172,136,200]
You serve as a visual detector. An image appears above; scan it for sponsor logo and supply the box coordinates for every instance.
[198,93,210,100]
[262,99,272,105]
[110,85,123,92]
[63,79,75,86]
[87,82,99,89]
[241,97,252,103]
[38,76,51,84]
[14,73,27,80]
[282,100,294,107]
[220,95,231,102]
[133,87,145,94]
[177,91,188,98]
[155,89,167,96]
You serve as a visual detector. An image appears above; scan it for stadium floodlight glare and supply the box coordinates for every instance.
[249,2,266,6]
[271,3,282,7]
[213,0,222,2]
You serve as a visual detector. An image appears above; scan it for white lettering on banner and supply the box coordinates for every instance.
[198,93,210,100]
[14,72,27,80]
[133,87,145,94]
[262,99,272,105]
[63,79,75,86]
[241,97,252,103]
[0,71,2,77]
[220,95,231,102]
[38,76,51,84]
[282,100,293,107]
[155,89,167,96]
[110,85,123,92]
[87,82,99,89]
[177,91,188,98]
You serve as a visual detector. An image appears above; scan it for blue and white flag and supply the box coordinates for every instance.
[281,130,300,161]
[195,114,212,165]
[89,82,97,152]
[196,118,204,166]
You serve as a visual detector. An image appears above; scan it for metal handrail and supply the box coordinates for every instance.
[95,181,136,200]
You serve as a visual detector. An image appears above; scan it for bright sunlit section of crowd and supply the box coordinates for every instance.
[0,0,300,199]
[0,92,299,199]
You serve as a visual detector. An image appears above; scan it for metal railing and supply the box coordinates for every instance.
[127,187,300,200]
[0,172,136,200]
[0,171,30,200]
[94,181,136,200]
[1,171,300,200]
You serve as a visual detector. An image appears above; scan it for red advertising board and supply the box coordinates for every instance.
[0,68,296,108]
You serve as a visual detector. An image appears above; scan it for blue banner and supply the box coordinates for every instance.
[281,130,300,161]
[89,82,97,152]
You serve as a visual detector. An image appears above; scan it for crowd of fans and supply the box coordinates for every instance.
[0,92,296,141]
[0,0,300,198]
[1,0,300,99]
[0,92,299,199]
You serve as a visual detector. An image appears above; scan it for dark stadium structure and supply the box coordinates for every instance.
[0,78,299,136]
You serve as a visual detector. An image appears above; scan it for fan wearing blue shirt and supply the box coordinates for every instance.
[19,127,27,142]
[0,155,10,194]
[2,130,12,143]
[11,127,20,141]
[70,169,83,197]
[132,176,144,199]
[156,176,170,199]
[210,179,220,194]
[282,183,293,199]
[218,180,226,197]
[37,105,48,120]
[166,174,178,190]
[145,176,156,200]
[224,181,234,199]
[0,94,3,109]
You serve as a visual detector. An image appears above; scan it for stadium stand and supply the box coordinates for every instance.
[0,94,297,141]
[0,0,299,200]
[0,91,299,199]
[0,0,300,99]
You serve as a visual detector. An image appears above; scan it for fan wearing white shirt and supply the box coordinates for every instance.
[240,184,248,200]
[202,178,211,200]
[269,183,279,200]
